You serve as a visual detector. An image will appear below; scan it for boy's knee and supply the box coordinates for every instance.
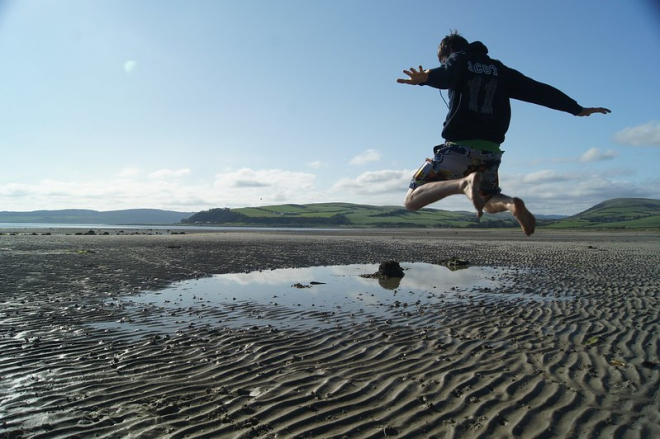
[404,197,420,211]
[403,189,419,211]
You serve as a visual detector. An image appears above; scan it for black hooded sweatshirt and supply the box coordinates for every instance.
[422,41,583,145]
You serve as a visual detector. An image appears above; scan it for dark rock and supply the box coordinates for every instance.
[378,260,405,278]
[439,257,470,270]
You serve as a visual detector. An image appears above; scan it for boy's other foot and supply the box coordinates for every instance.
[512,198,536,236]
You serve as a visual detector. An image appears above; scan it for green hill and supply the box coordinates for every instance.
[184,199,660,229]
[547,198,660,229]
[2,198,656,229]
[182,202,517,229]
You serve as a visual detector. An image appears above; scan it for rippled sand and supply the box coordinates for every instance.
[1,229,659,438]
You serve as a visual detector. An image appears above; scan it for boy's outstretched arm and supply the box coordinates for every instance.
[578,107,611,116]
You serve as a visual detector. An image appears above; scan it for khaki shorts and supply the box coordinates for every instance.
[409,143,503,195]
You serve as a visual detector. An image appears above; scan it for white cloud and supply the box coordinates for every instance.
[306,160,324,169]
[349,149,381,165]
[501,170,657,215]
[613,121,660,147]
[0,183,33,199]
[0,177,213,212]
[148,168,191,179]
[214,168,316,190]
[0,165,656,216]
[212,168,321,205]
[521,170,570,184]
[579,147,618,163]
[550,147,619,164]
[0,167,322,212]
[329,170,412,206]
[117,167,141,178]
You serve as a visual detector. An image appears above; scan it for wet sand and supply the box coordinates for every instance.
[1,228,659,438]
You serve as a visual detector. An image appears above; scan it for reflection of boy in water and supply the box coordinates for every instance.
[398,31,611,236]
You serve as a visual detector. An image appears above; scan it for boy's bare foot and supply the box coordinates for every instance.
[464,172,485,218]
[512,198,536,236]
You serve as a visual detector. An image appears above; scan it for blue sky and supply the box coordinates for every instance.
[1,0,659,215]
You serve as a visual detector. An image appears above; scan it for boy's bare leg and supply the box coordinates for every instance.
[404,172,485,216]
[483,194,536,236]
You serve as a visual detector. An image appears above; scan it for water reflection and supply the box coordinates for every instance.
[94,263,526,334]
[377,276,402,290]
[158,263,500,309]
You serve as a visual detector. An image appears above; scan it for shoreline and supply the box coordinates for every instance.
[1,229,659,438]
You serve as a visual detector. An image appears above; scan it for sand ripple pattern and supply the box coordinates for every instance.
[1,230,659,438]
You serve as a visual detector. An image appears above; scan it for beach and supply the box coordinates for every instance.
[1,228,659,438]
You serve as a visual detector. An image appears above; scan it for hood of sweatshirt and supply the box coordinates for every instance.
[465,41,489,56]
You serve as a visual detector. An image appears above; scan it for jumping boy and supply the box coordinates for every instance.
[397,31,611,235]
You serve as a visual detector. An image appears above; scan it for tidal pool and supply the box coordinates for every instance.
[92,262,535,335]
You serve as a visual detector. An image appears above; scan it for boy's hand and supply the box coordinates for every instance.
[397,66,429,85]
[578,107,611,117]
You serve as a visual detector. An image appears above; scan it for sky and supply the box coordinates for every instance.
[1,0,659,215]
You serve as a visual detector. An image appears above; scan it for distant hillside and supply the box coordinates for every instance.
[182,203,519,229]
[0,209,195,225]
[3,198,656,229]
[547,198,660,229]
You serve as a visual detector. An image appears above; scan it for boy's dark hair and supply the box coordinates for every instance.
[438,30,469,61]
